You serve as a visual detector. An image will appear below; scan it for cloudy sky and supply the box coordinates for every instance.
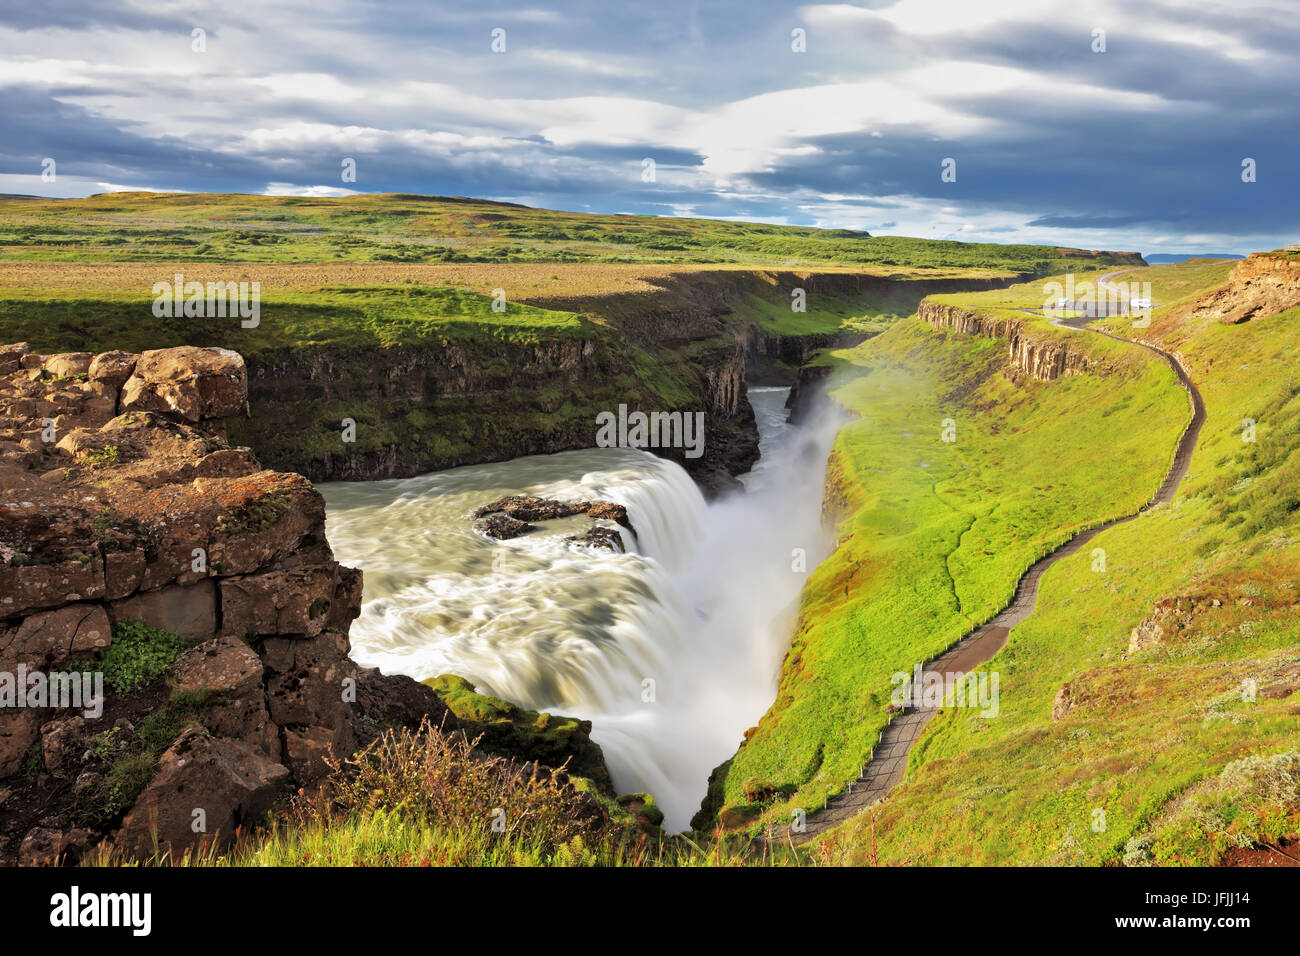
[1,0,1296,255]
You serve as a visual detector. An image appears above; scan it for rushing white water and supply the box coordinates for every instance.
[318,387,843,830]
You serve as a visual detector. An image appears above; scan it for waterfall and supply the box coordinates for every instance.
[318,388,844,831]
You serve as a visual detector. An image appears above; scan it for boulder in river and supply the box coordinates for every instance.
[473,494,630,528]
[474,512,536,540]
[564,525,624,552]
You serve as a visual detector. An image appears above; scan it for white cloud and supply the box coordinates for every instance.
[0,173,188,197]
[245,73,372,103]
[803,0,1068,36]
[262,182,359,197]
[239,122,518,154]
[522,49,650,77]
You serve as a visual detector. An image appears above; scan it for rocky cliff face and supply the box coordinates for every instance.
[1189,252,1300,325]
[742,328,867,387]
[234,324,752,498]
[920,301,1090,381]
[0,342,604,864]
[687,269,1034,380]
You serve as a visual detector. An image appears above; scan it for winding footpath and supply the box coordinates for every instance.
[786,273,1205,843]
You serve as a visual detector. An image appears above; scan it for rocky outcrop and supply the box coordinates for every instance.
[115,724,288,860]
[422,674,614,793]
[786,362,834,424]
[119,347,248,422]
[170,636,280,758]
[474,495,630,525]
[474,512,535,540]
[1128,593,1227,653]
[18,824,93,866]
[920,302,1090,381]
[473,494,632,541]
[0,343,463,862]
[1189,253,1300,325]
[0,340,622,863]
[1051,684,1073,721]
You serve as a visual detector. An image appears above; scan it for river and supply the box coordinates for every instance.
[318,387,842,829]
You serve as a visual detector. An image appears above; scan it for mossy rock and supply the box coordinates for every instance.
[615,792,664,836]
[423,674,614,794]
[689,757,731,832]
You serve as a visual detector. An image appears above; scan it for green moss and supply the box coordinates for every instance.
[214,490,289,536]
[615,793,665,835]
[98,751,158,821]
[423,674,613,793]
[21,739,44,776]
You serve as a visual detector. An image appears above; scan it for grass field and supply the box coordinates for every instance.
[0,273,591,356]
[0,192,1142,274]
[924,259,1238,315]
[0,262,968,354]
[0,193,1146,364]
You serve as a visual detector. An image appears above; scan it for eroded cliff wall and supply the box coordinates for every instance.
[1189,252,1300,325]
[920,301,1090,381]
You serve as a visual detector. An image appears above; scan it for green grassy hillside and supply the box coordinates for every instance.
[696,279,1192,829]
[796,259,1300,865]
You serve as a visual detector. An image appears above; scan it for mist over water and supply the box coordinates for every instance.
[318,387,844,830]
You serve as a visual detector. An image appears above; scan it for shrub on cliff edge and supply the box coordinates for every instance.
[293,718,608,850]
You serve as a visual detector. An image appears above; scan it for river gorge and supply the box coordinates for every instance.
[319,387,844,829]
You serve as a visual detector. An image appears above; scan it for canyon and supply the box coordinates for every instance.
[920,301,1091,381]
[0,236,1171,862]
[228,269,1041,496]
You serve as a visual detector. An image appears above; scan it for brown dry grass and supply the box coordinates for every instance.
[0,260,1009,302]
